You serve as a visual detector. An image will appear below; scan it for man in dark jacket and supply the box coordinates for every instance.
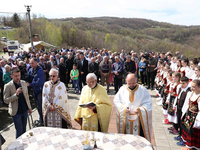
[38,56,48,81]
[47,56,57,73]
[123,55,136,77]
[146,52,157,90]
[0,65,4,106]
[95,54,102,83]
[73,53,81,71]
[65,54,73,88]
[26,58,45,123]
[112,56,123,94]
[59,58,67,83]
[79,53,88,91]
[88,57,99,76]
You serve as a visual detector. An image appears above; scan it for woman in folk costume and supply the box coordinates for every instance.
[155,61,165,97]
[170,57,178,72]
[113,73,152,142]
[162,70,173,118]
[179,79,200,149]
[157,65,171,106]
[188,66,200,88]
[194,66,200,80]
[181,59,190,78]
[165,72,181,127]
[176,59,182,73]
[188,59,198,82]
[42,68,72,128]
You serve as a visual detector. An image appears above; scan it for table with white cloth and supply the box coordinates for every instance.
[7,127,153,150]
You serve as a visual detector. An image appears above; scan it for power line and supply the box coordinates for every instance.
[0,12,26,14]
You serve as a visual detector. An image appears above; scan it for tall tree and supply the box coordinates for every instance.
[69,28,76,46]
[12,13,21,28]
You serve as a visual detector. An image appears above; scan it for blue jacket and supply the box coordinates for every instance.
[27,65,45,93]
[138,61,147,72]
[112,61,123,78]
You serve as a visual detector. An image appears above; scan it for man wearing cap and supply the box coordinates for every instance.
[146,52,157,90]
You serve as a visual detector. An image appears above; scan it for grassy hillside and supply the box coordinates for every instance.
[0,29,18,41]
[2,16,200,58]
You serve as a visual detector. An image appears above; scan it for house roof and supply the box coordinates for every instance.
[22,41,56,51]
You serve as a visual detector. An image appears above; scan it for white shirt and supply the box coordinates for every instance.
[182,92,200,128]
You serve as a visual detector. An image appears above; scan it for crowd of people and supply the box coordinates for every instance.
[154,55,200,149]
[0,47,199,149]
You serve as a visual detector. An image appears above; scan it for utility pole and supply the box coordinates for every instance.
[0,22,2,37]
[25,5,34,51]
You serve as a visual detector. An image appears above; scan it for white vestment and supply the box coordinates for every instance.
[113,84,152,142]
[42,81,72,128]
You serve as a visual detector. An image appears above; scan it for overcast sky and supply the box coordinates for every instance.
[0,0,200,26]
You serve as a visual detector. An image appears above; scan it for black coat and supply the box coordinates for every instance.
[88,62,99,75]
[65,58,73,73]
[0,67,3,87]
[123,60,136,76]
[59,63,66,83]
[80,59,88,75]
[18,65,27,80]
[73,58,81,71]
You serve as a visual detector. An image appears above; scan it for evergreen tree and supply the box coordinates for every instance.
[12,13,21,28]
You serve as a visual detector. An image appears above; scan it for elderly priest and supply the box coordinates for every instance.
[113,73,152,142]
[74,73,112,132]
[42,68,72,128]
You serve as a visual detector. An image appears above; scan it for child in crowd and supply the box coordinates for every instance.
[171,77,191,136]
[70,64,80,94]
[162,70,173,119]
[157,64,171,106]
[155,62,165,97]
[165,72,181,128]
[178,79,200,149]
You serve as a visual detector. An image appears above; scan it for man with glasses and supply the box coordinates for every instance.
[113,73,152,142]
[74,73,112,132]
[42,68,72,128]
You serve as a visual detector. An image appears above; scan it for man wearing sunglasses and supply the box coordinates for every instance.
[42,68,72,128]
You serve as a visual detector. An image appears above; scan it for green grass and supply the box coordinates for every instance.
[0,28,18,40]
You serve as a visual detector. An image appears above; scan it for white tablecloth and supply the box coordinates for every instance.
[7,127,153,150]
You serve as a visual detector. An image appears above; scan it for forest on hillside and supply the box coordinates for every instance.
[1,14,200,58]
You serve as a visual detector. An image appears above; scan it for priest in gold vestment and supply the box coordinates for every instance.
[42,68,72,128]
[74,73,112,132]
[113,73,152,142]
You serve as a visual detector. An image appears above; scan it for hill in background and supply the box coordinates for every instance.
[1,16,200,58]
